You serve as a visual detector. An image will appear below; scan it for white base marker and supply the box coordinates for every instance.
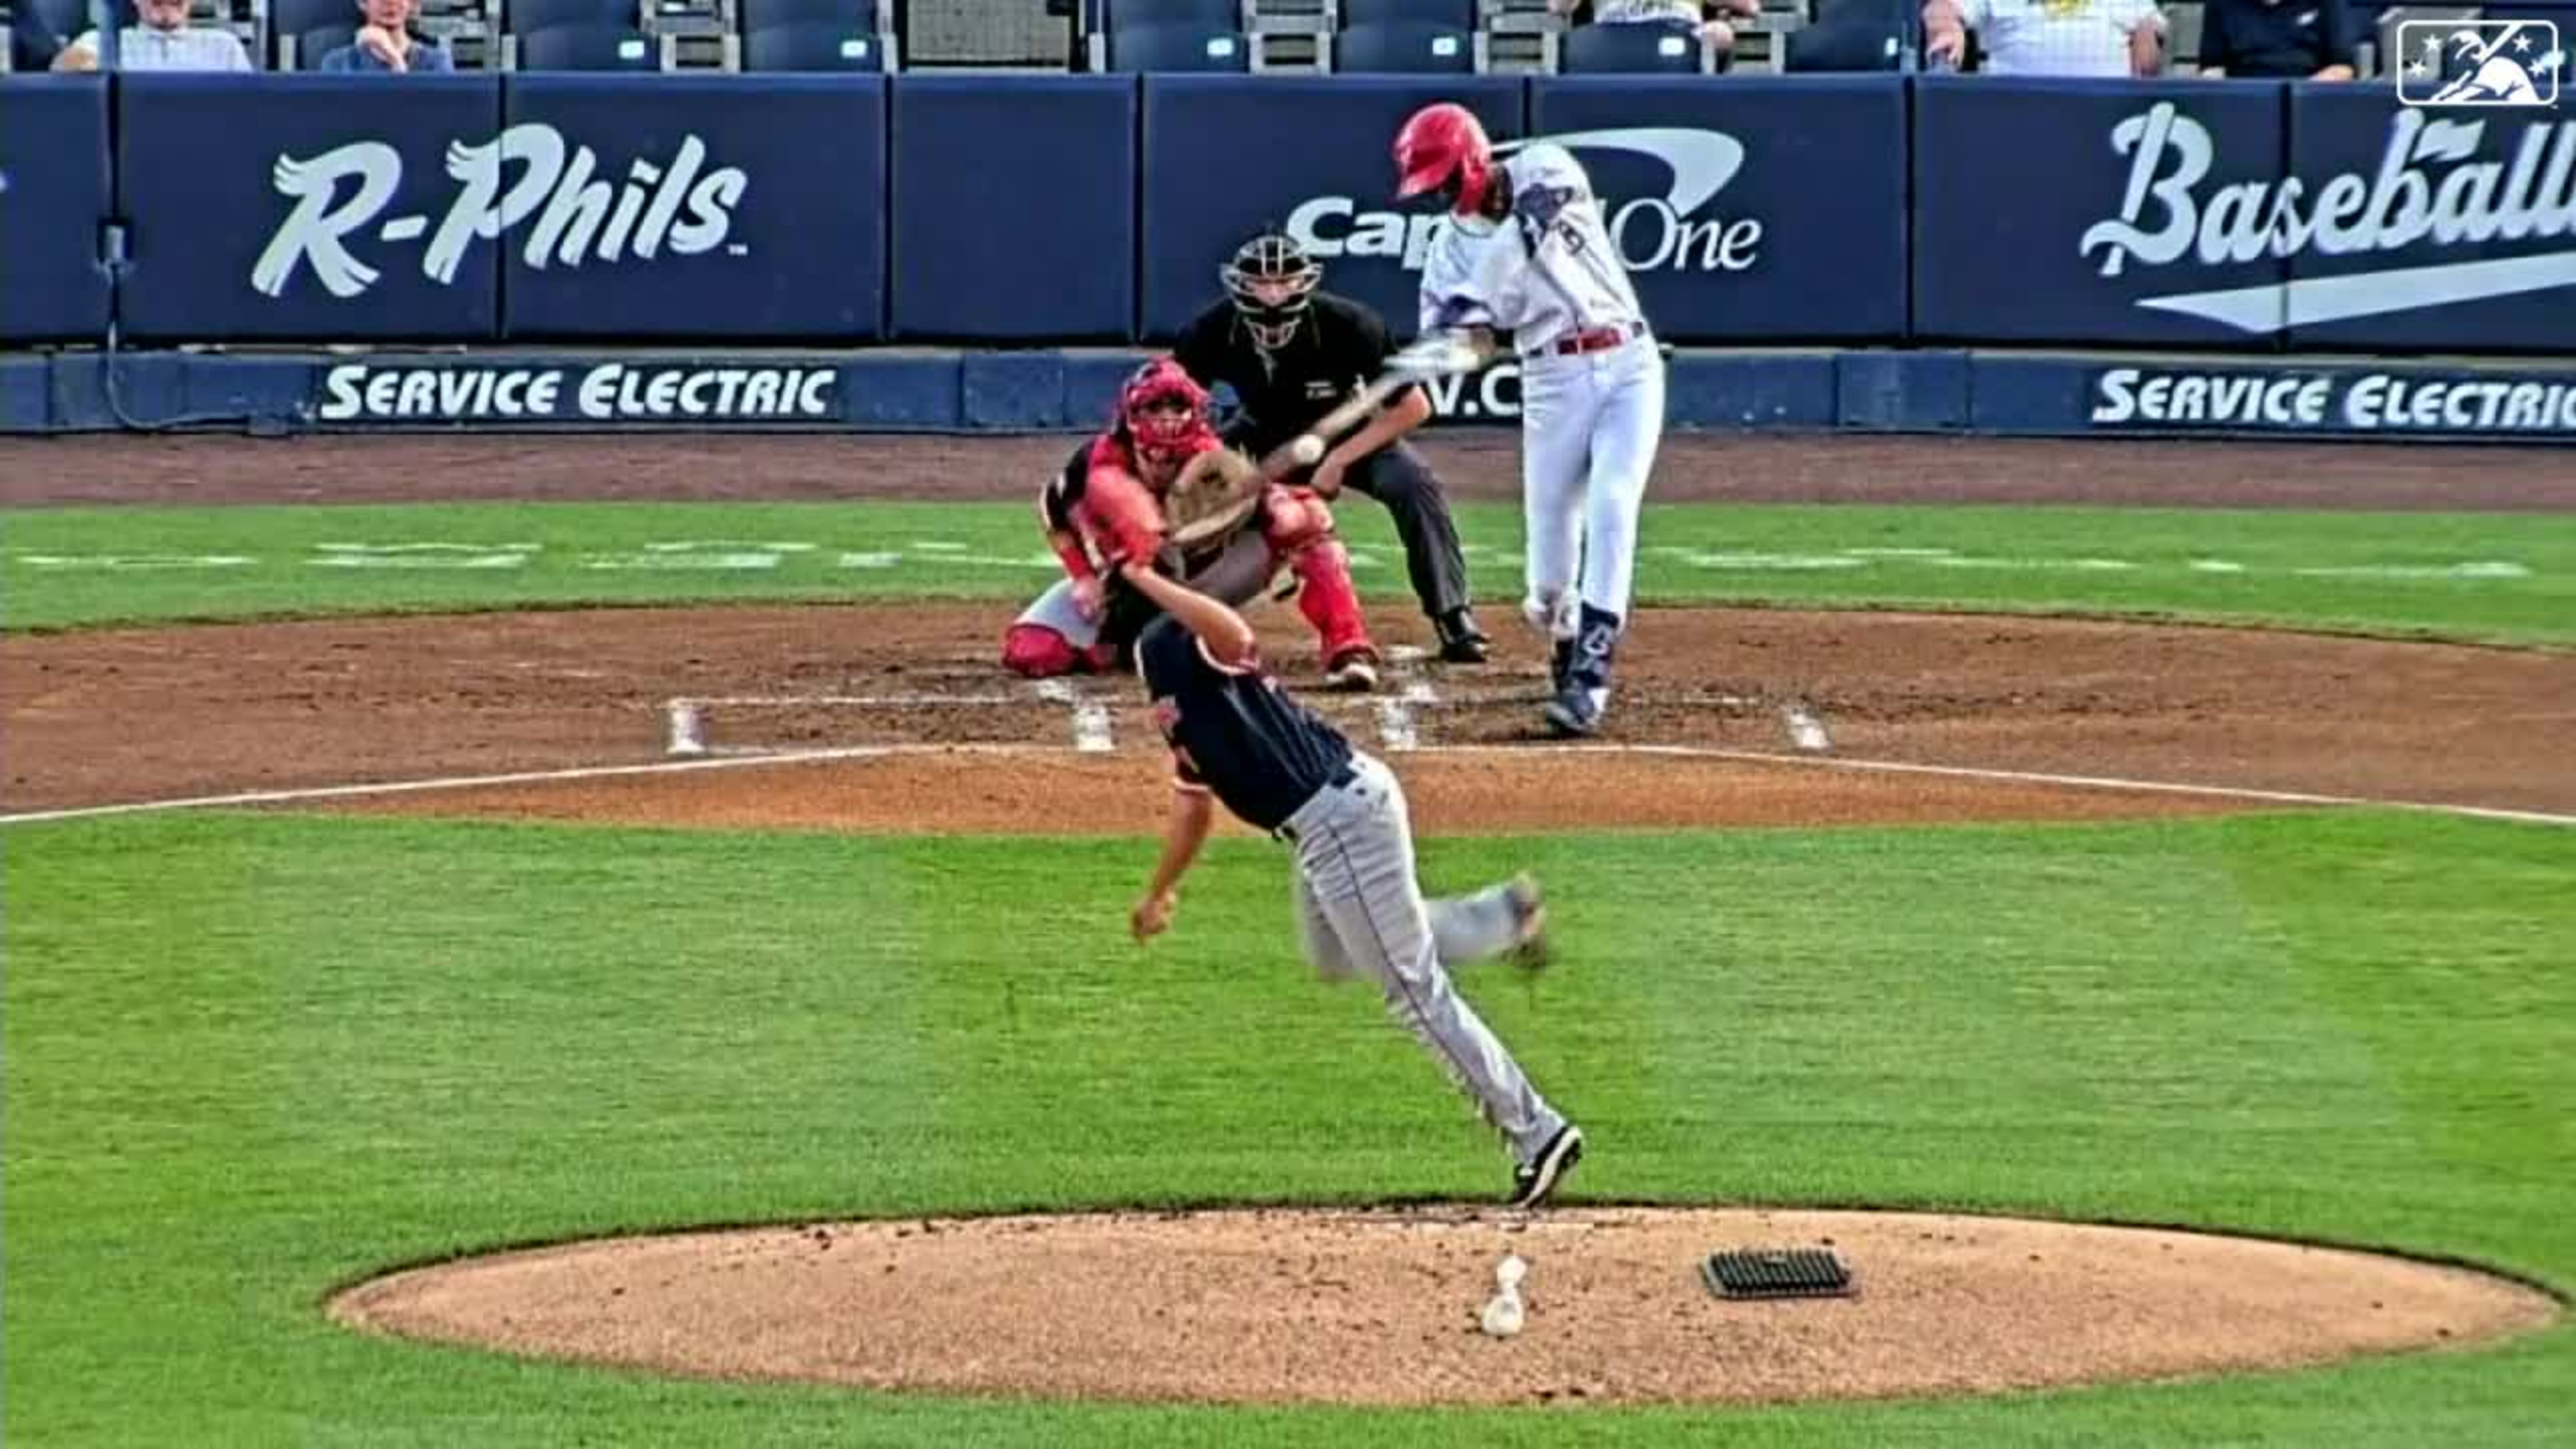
[1783,702,1832,753]
[667,701,707,758]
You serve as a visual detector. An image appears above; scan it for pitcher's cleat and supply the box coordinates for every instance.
[1508,1125,1584,1209]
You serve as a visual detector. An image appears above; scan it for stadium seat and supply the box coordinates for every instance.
[742,19,883,69]
[737,0,878,32]
[262,0,352,66]
[1783,16,1902,71]
[1335,19,1474,73]
[1340,0,1474,29]
[1103,0,1242,34]
[503,0,638,36]
[27,0,107,43]
[1809,0,1912,27]
[1105,21,1248,70]
[288,20,358,68]
[1559,19,1707,73]
[512,21,659,68]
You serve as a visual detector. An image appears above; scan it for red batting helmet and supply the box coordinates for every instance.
[1116,357,1217,472]
[1394,103,1495,218]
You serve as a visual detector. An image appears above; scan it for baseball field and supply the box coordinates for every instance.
[5,432,2573,1445]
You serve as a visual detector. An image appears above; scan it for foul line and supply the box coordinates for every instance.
[0,747,902,825]
[4,741,2568,830]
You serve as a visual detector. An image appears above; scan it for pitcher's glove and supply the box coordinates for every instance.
[1166,447,1268,555]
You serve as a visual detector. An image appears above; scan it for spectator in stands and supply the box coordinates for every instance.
[1550,0,1766,68]
[53,0,255,69]
[2195,0,2354,79]
[1924,0,2166,76]
[317,0,455,72]
[5,0,68,72]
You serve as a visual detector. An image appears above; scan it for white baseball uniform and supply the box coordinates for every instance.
[1416,144,1663,650]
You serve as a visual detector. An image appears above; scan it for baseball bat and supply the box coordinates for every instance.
[1255,333,1487,480]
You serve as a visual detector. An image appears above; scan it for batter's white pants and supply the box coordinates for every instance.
[1515,335,1664,635]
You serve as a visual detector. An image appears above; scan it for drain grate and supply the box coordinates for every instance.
[1702,1248,1854,1300]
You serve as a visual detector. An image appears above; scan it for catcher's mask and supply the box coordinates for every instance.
[1118,358,1217,474]
[1394,103,1496,220]
[1221,231,1322,352]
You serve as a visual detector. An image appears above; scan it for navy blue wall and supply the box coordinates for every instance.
[8,72,2569,354]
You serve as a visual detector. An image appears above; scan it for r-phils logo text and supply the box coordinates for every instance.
[252,124,748,299]
[2080,104,2576,332]
[1289,128,1760,273]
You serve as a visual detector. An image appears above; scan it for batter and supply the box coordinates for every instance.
[1395,102,1666,737]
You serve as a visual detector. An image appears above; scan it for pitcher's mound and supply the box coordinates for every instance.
[331,1206,2557,1407]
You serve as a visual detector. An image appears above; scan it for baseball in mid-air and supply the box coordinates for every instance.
[1288,433,1325,467]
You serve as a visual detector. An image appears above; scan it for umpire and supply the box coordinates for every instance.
[1172,229,1492,664]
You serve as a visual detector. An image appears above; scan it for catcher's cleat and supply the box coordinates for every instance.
[1508,1124,1584,1209]
[1436,609,1490,664]
[1502,873,1549,971]
[1324,648,1381,692]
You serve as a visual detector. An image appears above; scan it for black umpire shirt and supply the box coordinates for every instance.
[1172,292,1422,460]
[1139,617,1353,834]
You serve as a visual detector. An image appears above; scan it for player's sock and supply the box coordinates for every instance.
[1569,605,1622,695]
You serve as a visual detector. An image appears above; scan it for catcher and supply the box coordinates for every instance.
[999,357,1383,690]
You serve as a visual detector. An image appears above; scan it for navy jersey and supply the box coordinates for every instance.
[1172,292,1420,460]
[1138,616,1353,834]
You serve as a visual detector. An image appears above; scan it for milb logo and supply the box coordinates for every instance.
[2397,21,2562,108]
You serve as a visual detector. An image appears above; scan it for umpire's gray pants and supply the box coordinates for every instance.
[1280,752,1567,1168]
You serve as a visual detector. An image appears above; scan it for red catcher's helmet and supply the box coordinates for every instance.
[1116,357,1217,472]
[1394,103,1494,218]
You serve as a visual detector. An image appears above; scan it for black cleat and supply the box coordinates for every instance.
[1509,1125,1584,1208]
[1542,681,1605,738]
[1436,609,1490,664]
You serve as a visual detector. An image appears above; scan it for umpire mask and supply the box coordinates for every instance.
[1221,232,1322,353]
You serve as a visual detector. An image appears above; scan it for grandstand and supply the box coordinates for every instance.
[7,0,2546,77]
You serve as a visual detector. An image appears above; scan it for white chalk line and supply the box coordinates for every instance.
[0,747,904,825]
[1376,646,1436,752]
[6,741,2569,830]
[1032,679,1116,754]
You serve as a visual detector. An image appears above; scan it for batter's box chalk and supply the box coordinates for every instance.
[1701,1248,1854,1301]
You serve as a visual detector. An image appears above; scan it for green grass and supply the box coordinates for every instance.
[6,809,2572,1446]
[6,500,2574,644]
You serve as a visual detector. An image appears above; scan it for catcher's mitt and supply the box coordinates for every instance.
[1165,447,1268,553]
